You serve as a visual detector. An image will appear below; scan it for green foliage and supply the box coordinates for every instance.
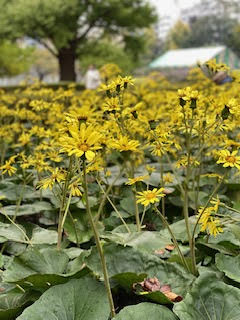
[187,15,236,48]
[85,243,195,296]
[0,41,33,76]
[173,272,240,319]
[0,0,157,79]
[165,20,191,50]
[78,40,135,73]
[16,277,109,320]
[114,303,177,320]
[216,253,240,282]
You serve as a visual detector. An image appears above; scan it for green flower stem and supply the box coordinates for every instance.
[57,157,73,250]
[154,206,191,274]
[165,153,184,195]
[68,210,80,247]
[133,186,141,232]
[140,205,147,226]
[191,172,227,273]
[3,213,32,245]
[95,169,123,222]
[184,133,196,274]
[130,164,141,232]
[216,213,240,222]
[160,159,165,216]
[96,179,131,233]
[182,108,197,275]
[220,203,240,215]
[61,191,72,230]
[83,161,115,318]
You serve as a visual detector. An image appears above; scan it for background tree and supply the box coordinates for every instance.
[0,41,33,76]
[78,40,135,74]
[0,0,157,81]
[165,20,191,50]
[32,49,58,81]
[186,16,236,48]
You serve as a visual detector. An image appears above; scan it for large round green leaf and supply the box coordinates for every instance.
[0,285,34,320]
[161,217,200,243]
[216,253,240,283]
[86,243,195,296]
[64,210,103,244]
[114,302,177,319]
[0,202,52,216]
[173,272,240,320]
[2,247,88,290]
[16,277,110,320]
[102,231,171,253]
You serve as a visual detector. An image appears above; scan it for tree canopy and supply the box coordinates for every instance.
[0,0,157,81]
[0,41,33,76]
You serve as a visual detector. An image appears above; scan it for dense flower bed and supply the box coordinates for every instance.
[0,63,240,319]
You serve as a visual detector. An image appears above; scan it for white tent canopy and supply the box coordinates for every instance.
[149,46,226,68]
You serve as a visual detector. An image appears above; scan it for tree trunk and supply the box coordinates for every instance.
[58,45,76,81]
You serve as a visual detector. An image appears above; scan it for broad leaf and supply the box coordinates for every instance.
[216,253,240,283]
[64,210,103,244]
[17,277,110,320]
[30,226,58,245]
[196,240,237,256]
[0,285,35,320]
[0,223,27,243]
[161,217,200,243]
[86,243,195,295]
[2,247,88,290]
[102,231,171,253]
[0,182,40,201]
[0,202,52,216]
[173,272,240,320]
[114,302,177,320]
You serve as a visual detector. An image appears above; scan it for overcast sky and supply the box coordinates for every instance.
[150,0,201,19]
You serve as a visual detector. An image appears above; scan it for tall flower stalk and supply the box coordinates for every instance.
[82,160,115,318]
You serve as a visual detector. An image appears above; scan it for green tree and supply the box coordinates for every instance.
[165,20,191,50]
[32,49,58,81]
[187,15,236,48]
[78,40,135,73]
[0,41,33,76]
[0,0,156,81]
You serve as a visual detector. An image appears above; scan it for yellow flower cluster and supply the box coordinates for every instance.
[0,63,239,239]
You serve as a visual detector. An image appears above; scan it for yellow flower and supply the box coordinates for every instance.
[210,196,221,212]
[17,132,31,146]
[197,205,223,237]
[111,135,139,152]
[126,175,149,185]
[163,173,174,184]
[198,207,212,232]
[145,165,156,174]
[217,150,240,170]
[69,179,82,197]
[178,86,199,101]
[0,160,17,176]
[38,168,66,190]
[176,156,200,168]
[207,217,223,237]
[59,123,102,161]
[103,97,120,113]
[136,188,165,206]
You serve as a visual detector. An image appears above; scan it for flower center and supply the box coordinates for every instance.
[79,143,89,152]
[146,192,156,200]
[226,156,236,164]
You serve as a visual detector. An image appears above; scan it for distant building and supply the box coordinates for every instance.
[149,46,240,79]
[149,46,240,69]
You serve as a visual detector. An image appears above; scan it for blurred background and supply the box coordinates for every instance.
[0,0,239,86]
